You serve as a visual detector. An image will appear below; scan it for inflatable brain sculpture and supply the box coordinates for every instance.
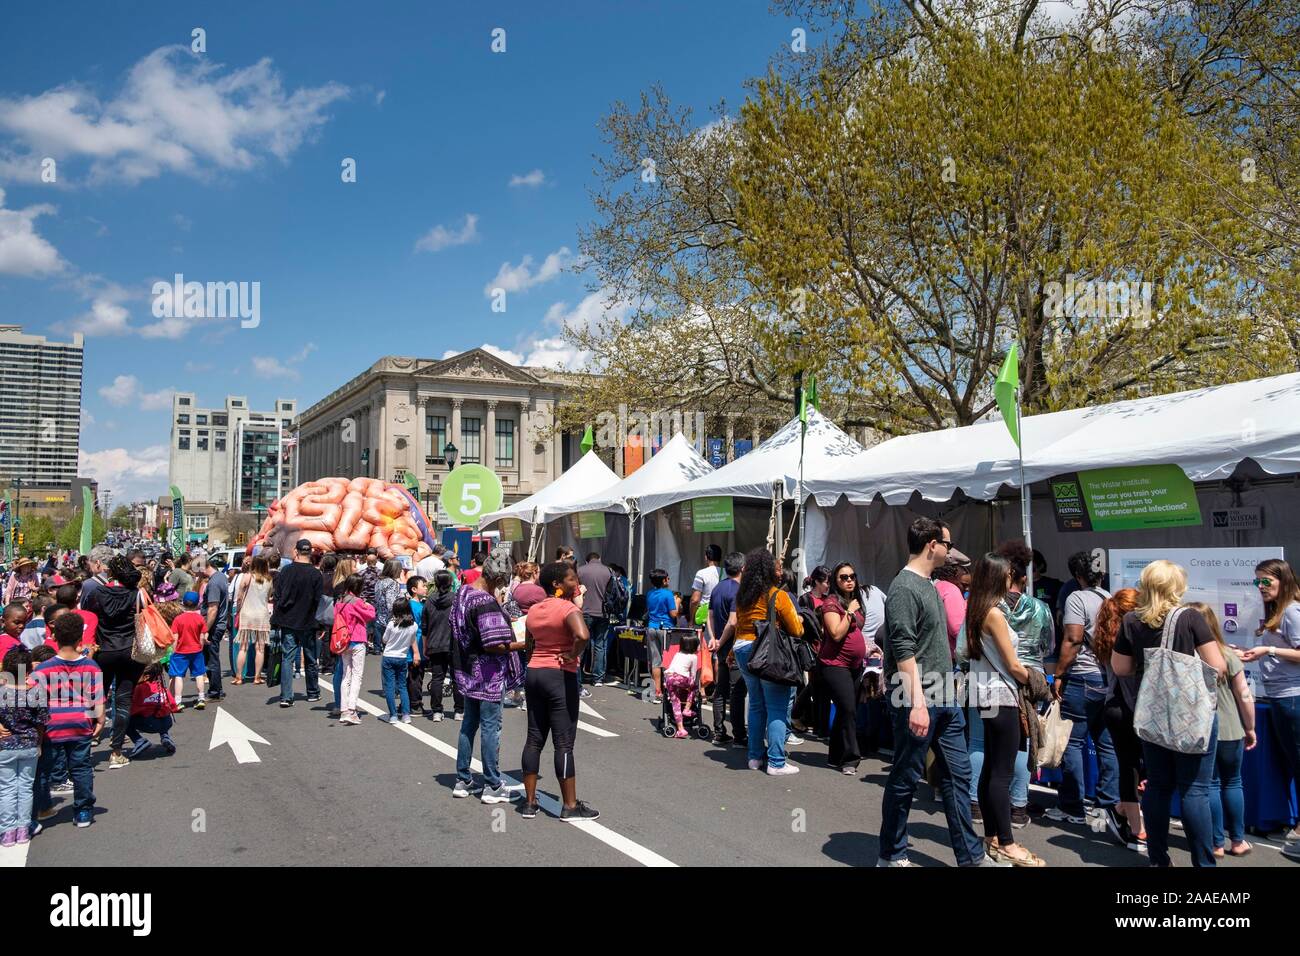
[247,476,436,561]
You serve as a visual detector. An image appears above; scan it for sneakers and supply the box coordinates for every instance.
[52,780,74,794]
[452,712,463,721]
[732,736,748,749]
[74,809,92,828]
[1282,841,1300,861]
[279,700,293,708]
[338,714,360,725]
[193,698,206,711]
[1100,806,1128,845]
[174,701,186,712]
[1011,806,1030,829]
[520,801,540,819]
[161,735,177,755]
[306,695,321,703]
[378,714,393,723]
[127,739,151,760]
[713,732,733,745]
[452,780,481,799]
[747,759,764,771]
[207,692,226,701]
[876,856,914,867]
[560,801,600,821]
[431,711,444,722]
[13,826,30,845]
[108,752,130,770]
[786,733,804,746]
[27,821,42,839]
[481,784,519,804]
[767,763,800,776]
[327,709,342,720]
[1284,826,1300,844]
[579,688,592,699]
[401,715,412,724]
[0,830,14,848]
[1044,806,1087,825]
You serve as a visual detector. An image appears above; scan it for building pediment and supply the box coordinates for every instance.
[406,348,541,385]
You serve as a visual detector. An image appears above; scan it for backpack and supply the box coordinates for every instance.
[603,573,629,621]
[329,600,352,655]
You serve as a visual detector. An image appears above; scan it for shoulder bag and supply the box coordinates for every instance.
[1132,607,1218,754]
[748,592,804,686]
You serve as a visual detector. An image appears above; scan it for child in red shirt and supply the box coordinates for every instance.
[168,592,209,710]
[127,662,178,758]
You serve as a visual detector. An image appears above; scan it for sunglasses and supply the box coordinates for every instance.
[1254,578,1275,587]
[837,573,857,581]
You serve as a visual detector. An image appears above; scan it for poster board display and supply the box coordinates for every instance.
[1052,464,1201,532]
[499,517,524,543]
[692,496,735,533]
[577,511,607,539]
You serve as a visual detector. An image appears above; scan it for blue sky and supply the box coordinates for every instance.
[0,0,803,503]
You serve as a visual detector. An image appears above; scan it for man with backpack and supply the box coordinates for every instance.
[576,552,616,696]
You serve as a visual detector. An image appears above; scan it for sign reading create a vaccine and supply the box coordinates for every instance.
[692,496,735,533]
[1050,464,1200,532]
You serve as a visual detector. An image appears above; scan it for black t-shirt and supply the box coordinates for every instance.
[271,561,323,632]
[83,583,140,653]
[1114,608,1215,680]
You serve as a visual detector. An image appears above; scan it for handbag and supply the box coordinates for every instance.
[747,592,804,686]
[1036,698,1073,769]
[132,590,173,664]
[265,631,283,688]
[1133,607,1218,755]
[315,593,335,629]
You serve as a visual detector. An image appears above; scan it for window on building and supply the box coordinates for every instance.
[426,415,447,461]
[232,400,243,407]
[282,419,291,429]
[212,413,228,426]
[215,435,226,452]
[197,437,208,451]
[198,430,208,437]
[196,414,208,426]
[178,397,190,406]
[461,417,481,464]
[178,431,190,451]
[495,419,515,468]
[177,414,190,425]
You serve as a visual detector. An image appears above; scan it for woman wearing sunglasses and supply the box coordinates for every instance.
[1238,559,1300,852]
[815,563,877,774]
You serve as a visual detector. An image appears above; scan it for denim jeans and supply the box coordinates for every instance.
[279,627,320,703]
[332,653,344,703]
[457,697,503,789]
[734,640,795,768]
[967,706,1029,807]
[1058,673,1119,813]
[127,714,175,742]
[879,702,984,866]
[34,738,94,816]
[1268,695,1300,786]
[382,658,411,717]
[204,631,225,694]
[1210,736,1246,847]
[0,747,38,832]
[582,615,610,682]
[1142,714,1218,867]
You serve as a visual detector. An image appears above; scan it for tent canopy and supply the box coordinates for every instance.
[809,372,1300,506]
[545,432,714,519]
[637,408,863,515]
[478,450,619,528]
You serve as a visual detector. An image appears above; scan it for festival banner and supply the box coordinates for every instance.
[1,494,10,562]
[577,511,606,539]
[441,465,503,525]
[678,500,693,533]
[1053,465,1201,532]
[500,517,524,543]
[624,435,645,476]
[733,439,754,459]
[79,484,94,554]
[692,496,734,533]
[170,485,186,552]
[707,438,725,469]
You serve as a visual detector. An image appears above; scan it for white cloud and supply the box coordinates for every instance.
[520,336,589,371]
[78,444,170,503]
[173,213,192,231]
[484,246,570,296]
[509,168,546,188]
[414,213,479,253]
[288,342,317,363]
[0,186,64,276]
[440,344,526,365]
[81,408,95,427]
[137,316,188,339]
[375,89,386,106]
[543,288,634,332]
[62,294,132,336]
[0,46,348,185]
[183,360,213,374]
[251,355,297,380]
[97,374,174,410]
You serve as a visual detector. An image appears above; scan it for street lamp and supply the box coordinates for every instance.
[444,442,459,471]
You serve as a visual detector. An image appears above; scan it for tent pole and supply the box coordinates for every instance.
[636,513,646,592]
[626,503,637,618]
[1017,400,1033,598]
[774,482,784,560]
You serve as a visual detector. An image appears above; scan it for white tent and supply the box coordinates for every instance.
[638,408,864,515]
[545,432,714,518]
[809,372,1300,506]
[478,450,619,528]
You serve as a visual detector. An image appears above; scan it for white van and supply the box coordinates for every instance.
[207,547,247,571]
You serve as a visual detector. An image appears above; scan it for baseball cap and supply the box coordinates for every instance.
[945,547,972,567]
[295,538,313,554]
[183,591,200,605]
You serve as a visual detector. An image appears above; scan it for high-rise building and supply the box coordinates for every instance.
[0,325,83,487]
[169,394,297,508]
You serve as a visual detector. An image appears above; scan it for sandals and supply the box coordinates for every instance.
[231,678,244,686]
[1227,841,1253,857]
[253,677,266,685]
[987,838,1046,867]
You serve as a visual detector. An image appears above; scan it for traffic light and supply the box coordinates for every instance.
[16,532,24,546]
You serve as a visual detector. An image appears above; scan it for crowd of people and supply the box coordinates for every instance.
[1,525,1298,867]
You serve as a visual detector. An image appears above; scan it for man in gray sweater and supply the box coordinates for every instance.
[877,517,1000,868]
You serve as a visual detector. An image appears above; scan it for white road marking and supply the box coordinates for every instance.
[577,720,618,738]
[209,707,269,763]
[323,686,675,866]
[579,700,604,720]
[0,843,29,867]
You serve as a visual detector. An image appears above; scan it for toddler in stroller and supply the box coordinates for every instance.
[661,631,710,739]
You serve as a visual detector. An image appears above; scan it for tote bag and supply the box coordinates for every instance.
[1133,607,1218,755]
[748,593,803,686]
[132,590,173,664]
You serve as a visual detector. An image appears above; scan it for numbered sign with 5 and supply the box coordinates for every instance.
[441,464,504,525]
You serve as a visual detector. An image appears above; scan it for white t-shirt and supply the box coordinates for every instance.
[858,586,887,643]
[691,565,721,602]
[666,650,698,680]
[382,622,419,659]
[416,554,446,581]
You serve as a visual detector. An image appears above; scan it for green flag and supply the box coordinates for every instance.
[79,485,94,554]
[403,470,420,496]
[580,424,594,456]
[994,343,1020,448]
[800,375,819,423]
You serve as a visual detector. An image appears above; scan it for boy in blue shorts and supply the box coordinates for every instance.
[169,592,209,710]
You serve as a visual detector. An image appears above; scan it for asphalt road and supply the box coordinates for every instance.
[8,659,1297,868]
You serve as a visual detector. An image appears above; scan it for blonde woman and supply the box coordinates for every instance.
[233,556,273,685]
[1112,561,1226,868]
[1185,603,1256,858]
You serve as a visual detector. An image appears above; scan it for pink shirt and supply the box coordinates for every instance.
[935,580,966,656]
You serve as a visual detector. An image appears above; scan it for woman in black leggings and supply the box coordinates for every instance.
[519,562,598,821]
[966,554,1045,866]
[80,555,147,769]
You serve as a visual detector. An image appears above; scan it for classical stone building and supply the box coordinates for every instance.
[295,349,583,510]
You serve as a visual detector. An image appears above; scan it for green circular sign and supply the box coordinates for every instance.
[441,464,504,525]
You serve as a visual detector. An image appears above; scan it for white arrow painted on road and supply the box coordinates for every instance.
[578,700,604,720]
[209,707,269,764]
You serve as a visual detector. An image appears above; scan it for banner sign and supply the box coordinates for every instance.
[500,517,524,543]
[441,465,504,525]
[692,496,734,533]
[170,484,186,554]
[79,485,94,555]
[577,511,606,539]
[734,439,754,459]
[1109,547,1283,687]
[441,526,473,562]
[1210,506,1263,532]
[1051,465,1200,532]
[1,495,10,562]
[678,500,693,533]
[707,438,725,469]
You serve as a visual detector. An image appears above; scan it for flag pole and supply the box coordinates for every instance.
[1017,390,1033,598]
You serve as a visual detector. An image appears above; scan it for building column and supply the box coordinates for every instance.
[416,396,427,470]
[485,400,497,471]
[450,398,463,459]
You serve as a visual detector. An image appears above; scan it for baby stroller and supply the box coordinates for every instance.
[659,627,712,741]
